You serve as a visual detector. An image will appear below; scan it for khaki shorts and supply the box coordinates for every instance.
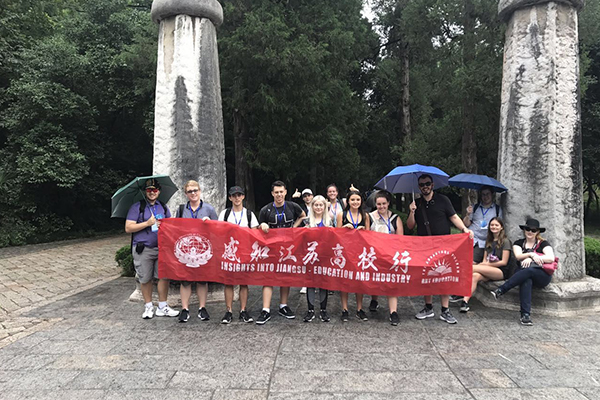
[132,246,159,284]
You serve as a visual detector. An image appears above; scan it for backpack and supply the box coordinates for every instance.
[131,199,168,249]
[223,207,253,227]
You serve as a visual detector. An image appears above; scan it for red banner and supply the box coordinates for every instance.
[158,219,473,297]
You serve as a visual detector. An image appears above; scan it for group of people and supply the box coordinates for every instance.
[126,175,555,327]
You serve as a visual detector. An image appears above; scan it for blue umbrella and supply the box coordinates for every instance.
[111,175,178,218]
[374,164,449,194]
[449,173,508,193]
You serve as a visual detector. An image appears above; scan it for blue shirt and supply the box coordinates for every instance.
[126,201,171,248]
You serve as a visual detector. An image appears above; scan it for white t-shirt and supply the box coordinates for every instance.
[218,207,259,228]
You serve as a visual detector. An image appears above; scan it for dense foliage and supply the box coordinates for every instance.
[0,0,598,246]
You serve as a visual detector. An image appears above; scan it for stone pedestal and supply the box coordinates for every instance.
[150,0,226,212]
[128,281,239,307]
[492,0,600,315]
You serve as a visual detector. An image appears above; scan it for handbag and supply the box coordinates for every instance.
[535,252,559,275]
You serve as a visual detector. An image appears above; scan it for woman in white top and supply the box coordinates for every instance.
[368,190,403,326]
[302,195,333,323]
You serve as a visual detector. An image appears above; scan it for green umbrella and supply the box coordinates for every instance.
[111,175,178,218]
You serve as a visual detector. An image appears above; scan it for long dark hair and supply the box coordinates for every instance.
[485,217,507,249]
[344,190,366,224]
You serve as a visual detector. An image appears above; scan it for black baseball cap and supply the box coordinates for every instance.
[228,186,245,196]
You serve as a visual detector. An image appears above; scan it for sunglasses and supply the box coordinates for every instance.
[418,181,433,187]
[524,227,539,233]
[186,189,199,194]
[145,188,159,193]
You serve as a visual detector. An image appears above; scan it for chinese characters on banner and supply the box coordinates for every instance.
[158,219,474,297]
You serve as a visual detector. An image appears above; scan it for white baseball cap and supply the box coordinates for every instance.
[301,188,313,196]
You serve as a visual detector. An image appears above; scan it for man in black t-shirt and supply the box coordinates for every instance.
[407,174,474,324]
[255,181,306,325]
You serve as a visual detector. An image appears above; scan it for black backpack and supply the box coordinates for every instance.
[131,199,168,249]
[223,207,253,226]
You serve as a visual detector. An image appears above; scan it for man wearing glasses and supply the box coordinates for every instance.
[175,180,218,323]
[407,174,474,324]
[125,178,179,319]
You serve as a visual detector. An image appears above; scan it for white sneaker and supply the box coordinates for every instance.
[300,287,307,294]
[142,306,154,319]
[155,305,180,317]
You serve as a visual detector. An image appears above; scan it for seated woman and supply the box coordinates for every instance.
[491,218,555,326]
[460,217,511,313]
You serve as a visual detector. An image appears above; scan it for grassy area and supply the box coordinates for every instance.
[585,219,600,240]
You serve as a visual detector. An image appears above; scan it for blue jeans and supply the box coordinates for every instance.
[499,267,552,315]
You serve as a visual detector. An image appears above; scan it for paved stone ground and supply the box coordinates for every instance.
[0,235,128,343]
[1,236,600,399]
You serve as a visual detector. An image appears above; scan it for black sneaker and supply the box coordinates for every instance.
[369,299,379,312]
[356,309,368,321]
[520,313,533,326]
[319,310,330,322]
[303,310,315,322]
[239,310,254,323]
[178,308,190,323]
[460,301,470,313]
[221,311,232,324]
[341,310,349,322]
[449,295,463,303]
[198,307,210,321]
[278,305,295,319]
[255,310,271,325]
[390,311,400,326]
[491,288,502,300]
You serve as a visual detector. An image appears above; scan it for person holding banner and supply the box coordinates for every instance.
[218,186,259,324]
[460,217,513,313]
[368,190,404,326]
[175,180,218,323]
[256,181,306,325]
[125,178,179,319]
[302,195,333,323]
[407,174,473,324]
[338,189,371,322]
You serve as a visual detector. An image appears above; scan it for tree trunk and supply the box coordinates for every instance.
[461,0,477,215]
[233,108,255,211]
[400,41,411,143]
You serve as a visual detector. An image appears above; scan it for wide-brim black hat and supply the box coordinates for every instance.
[519,218,546,233]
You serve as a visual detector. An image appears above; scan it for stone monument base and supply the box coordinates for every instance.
[129,281,237,307]
[475,276,600,317]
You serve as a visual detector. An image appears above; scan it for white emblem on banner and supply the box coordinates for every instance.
[250,241,270,262]
[279,245,297,262]
[424,250,459,277]
[391,251,411,273]
[330,243,346,269]
[222,237,241,263]
[302,241,320,265]
[358,247,378,271]
[174,234,213,268]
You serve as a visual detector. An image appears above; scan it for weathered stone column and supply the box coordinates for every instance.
[151,0,226,212]
[476,0,600,315]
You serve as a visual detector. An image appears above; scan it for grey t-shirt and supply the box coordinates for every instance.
[177,201,218,220]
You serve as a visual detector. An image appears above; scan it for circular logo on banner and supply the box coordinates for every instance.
[423,250,459,277]
[174,234,213,268]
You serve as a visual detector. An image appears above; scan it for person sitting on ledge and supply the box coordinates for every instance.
[491,218,555,326]
[460,217,514,313]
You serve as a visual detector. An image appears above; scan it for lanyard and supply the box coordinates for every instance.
[481,204,492,218]
[232,209,243,226]
[273,202,286,224]
[378,212,392,233]
[317,219,325,228]
[187,203,200,219]
[331,201,338,217]
[348,210,359,229]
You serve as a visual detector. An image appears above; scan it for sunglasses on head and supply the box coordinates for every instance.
[524,227,539,233]
[186,189,199,194]
[418,181,433,187]
[145,188,159,193]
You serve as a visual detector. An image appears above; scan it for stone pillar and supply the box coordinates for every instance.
[476,0,600,315]
[151,0,226,212]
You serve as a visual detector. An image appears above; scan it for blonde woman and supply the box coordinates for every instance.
[303,195,333,322]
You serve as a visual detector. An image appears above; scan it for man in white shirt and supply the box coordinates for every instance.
[218,186,259,324]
